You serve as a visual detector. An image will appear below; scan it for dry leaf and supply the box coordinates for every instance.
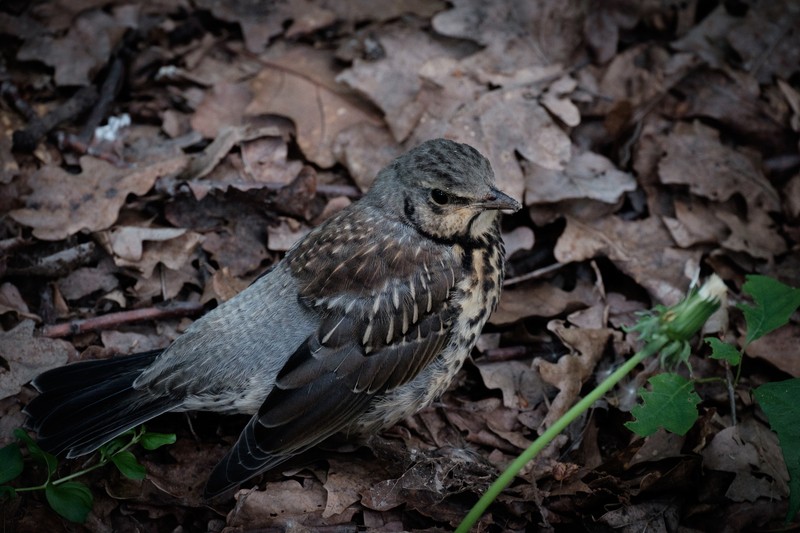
[541,75,581,127]
[337,19,475,142]
[190,82,253,139]
[96,225,203,279]
[715,208,787,260]
[323,459,382,518]
[501,226,535,257]
[10,155,187,240]
[195,0,335,53]
[321,0,446,23]
[490,280,597,325]
[0,283,39,321]
[701,419,789,502]
[16,8,134,86]
[246,43,382,168]
[744,323,800,377]
[57,265,119,301]
[227,479,350,528]
[332,123,401,190]
[658,121,780,212]
[0,320,75,400]
[524,150,636,205]
[662,198,729,248]
[476,360,547,410]
[554,216,698,304]
[536,322,617,427]
[100,331,170,355]
[432,0,585,80]
[267,218,311,252]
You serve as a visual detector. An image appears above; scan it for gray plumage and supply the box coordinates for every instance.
[25,138,521,498]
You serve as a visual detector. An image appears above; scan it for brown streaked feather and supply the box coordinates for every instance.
[210,212,464,474]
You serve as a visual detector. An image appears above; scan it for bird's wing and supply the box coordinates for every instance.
[204,217,464,496]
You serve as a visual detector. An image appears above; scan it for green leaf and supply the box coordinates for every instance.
[140,431,176,451]
[111,451,146,480]
[14,428,57,476]
[754,379,800,523]
[625,373,701,437]
[100,431,135,458]
[739,275,800,345]
[705,337,741,366]
[0,485,17,499]
[0,443,24,484]
[45,482,93,523]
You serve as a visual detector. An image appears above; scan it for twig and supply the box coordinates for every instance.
[56,132,128,167]
[504,262,565,286]
[78,55,125,142]
[0,236,27,254]
[6,242,96,277]
[1,77,37,122]
[724,362,737,426]
[41,301,205,338]
[12,86,99,152]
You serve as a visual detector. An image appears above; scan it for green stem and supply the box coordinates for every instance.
[51,431,141,486]
[50,461,107,486]
[15,430,142,492]
[14,484,46,493]
[455,337,668,533]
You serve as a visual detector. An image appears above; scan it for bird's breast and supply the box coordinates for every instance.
[441,237,504,381]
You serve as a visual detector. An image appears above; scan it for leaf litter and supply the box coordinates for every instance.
[0,0,798,530]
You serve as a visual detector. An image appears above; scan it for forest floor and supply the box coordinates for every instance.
[1,1,799,531]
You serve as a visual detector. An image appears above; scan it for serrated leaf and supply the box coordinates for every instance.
[625,373,701,437]
[754,379,800,523]
[14,428,57,476]
[111,451,146,480]
[140,431,176,451]
[705,337,741,366]
[0,444,24,484]
[739,275,800,345]
[45,482,93,523]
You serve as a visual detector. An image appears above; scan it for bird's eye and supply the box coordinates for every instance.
[430,189,449,205]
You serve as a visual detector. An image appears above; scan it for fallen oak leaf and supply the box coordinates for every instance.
[246,43,383,168]
[490,279,597,325]
[0,320,75,400]
[10,155,187,241]
[536,322,618,428]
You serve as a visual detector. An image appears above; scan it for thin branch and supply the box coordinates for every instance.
[41,301,205,338]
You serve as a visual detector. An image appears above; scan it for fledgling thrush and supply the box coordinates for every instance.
[25,138,521,497]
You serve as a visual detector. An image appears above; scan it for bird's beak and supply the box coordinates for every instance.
[477,188,522,212]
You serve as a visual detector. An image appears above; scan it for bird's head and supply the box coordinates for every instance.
[369,139,521,243]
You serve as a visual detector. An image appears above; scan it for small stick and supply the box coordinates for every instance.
[41,301,205,338]
[6,242,96,278]
[1,78,38,121]
[504,262,565,286]
[78,55,125,142]
[12,86,99,152]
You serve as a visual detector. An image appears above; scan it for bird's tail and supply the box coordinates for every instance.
[25,350,178,458]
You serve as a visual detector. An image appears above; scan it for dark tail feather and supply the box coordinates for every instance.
[25,350,178,458]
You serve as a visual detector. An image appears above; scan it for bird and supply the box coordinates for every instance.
[24,138,521,498]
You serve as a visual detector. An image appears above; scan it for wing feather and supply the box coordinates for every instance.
[206,212,465,494]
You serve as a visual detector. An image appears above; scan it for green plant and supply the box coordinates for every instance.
[456,274,800,532]
[0,426,175,523]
